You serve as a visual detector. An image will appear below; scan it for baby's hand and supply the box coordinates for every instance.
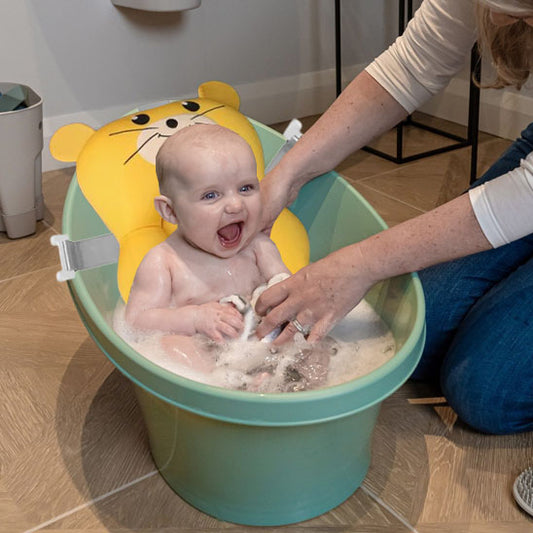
[193,302,244,342]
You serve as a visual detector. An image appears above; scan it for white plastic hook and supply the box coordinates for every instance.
[265,118,303,173]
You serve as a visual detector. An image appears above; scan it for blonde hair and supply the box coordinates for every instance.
[475,2,533,89]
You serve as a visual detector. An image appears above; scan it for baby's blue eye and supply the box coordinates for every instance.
[240,184,255,193]
[202,191,218,200]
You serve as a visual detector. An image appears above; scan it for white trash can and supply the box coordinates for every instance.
[0,82,43,238]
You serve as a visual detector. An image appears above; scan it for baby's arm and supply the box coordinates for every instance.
[125,248,243,341]
[253,233,291,281]
[244,235,290,342]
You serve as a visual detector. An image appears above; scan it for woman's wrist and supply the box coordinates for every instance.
[326,244,381,300]
[271,158,303,206]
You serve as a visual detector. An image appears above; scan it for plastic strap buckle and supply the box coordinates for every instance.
[265,118,303,173]
[50,233,119,282]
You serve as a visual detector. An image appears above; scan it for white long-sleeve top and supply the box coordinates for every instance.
[365,0,533,247]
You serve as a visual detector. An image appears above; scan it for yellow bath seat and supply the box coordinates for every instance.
[50,81,309,301]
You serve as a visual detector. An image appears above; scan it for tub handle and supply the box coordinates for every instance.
[50,233,119,282]
[265,118,302,173]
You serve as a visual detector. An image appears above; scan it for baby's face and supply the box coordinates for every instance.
[171,143,262,258]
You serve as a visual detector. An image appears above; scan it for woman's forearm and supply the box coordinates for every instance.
[358,194,492,283]
[260,71,409,229]
[279,71,408,190]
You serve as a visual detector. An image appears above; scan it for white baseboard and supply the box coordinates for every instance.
[420,77,533,141]
[237,66,362,125]
[42,65,364,172]
[44,66,528,172]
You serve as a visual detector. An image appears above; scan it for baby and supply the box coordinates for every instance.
[124,124,290,373]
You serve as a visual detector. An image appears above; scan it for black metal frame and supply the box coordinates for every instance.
[334,0,481,183]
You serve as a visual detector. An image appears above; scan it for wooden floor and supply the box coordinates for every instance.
[1,114,532,532]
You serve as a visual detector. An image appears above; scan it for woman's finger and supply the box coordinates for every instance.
[255,305,291,340]
[270,319,302,345]
[269,310,315,345]
[254,279,290,315]
[306,317,333,344]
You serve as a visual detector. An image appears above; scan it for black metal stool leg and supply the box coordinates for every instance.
[359,1,481,174]
[333,0,481,176]
[468,46,482,184]
[335,0,342,97]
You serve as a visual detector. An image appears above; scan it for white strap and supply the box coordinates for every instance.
[50,233,119,282]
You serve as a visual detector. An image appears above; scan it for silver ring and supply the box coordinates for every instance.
[291,318,311,338]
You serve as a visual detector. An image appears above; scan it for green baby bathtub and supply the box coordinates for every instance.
[62,118,425,526]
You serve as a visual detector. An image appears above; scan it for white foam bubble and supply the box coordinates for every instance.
[113,299,396,393]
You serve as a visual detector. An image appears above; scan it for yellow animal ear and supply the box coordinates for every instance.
[50,123,95,162]
[198,81,240,110]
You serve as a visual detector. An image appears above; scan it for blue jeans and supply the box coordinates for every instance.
[413,123,533,435]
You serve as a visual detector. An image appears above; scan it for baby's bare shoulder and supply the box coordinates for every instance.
[139,242,171,268]
[136,241,186,279]
[251,233,280,257]
[251,232,276,250]
[250,233,290,278]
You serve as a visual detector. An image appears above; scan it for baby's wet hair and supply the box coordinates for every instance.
[155,124,253,195]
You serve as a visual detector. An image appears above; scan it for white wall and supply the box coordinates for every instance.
[1,0,396,170]
[3,1,531,172]
[421,60,533,143]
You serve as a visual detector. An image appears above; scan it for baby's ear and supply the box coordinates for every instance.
[154,195,178,225]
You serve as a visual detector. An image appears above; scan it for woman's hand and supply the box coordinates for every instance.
[260,164,302,234]
[254,244,376,344]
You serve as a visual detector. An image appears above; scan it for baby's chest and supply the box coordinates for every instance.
[174,257,264,304]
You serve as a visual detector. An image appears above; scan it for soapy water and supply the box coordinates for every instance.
[113,299,395,393]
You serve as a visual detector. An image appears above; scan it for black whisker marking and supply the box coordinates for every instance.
[110,127,158,136]
[123,132,160,165]
[191,104,225,120]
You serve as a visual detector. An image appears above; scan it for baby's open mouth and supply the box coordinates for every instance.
[217,222,243,248]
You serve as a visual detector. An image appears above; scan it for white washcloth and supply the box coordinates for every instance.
[220,272,290,342]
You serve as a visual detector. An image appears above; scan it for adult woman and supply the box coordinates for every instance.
[255,0,533,435]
